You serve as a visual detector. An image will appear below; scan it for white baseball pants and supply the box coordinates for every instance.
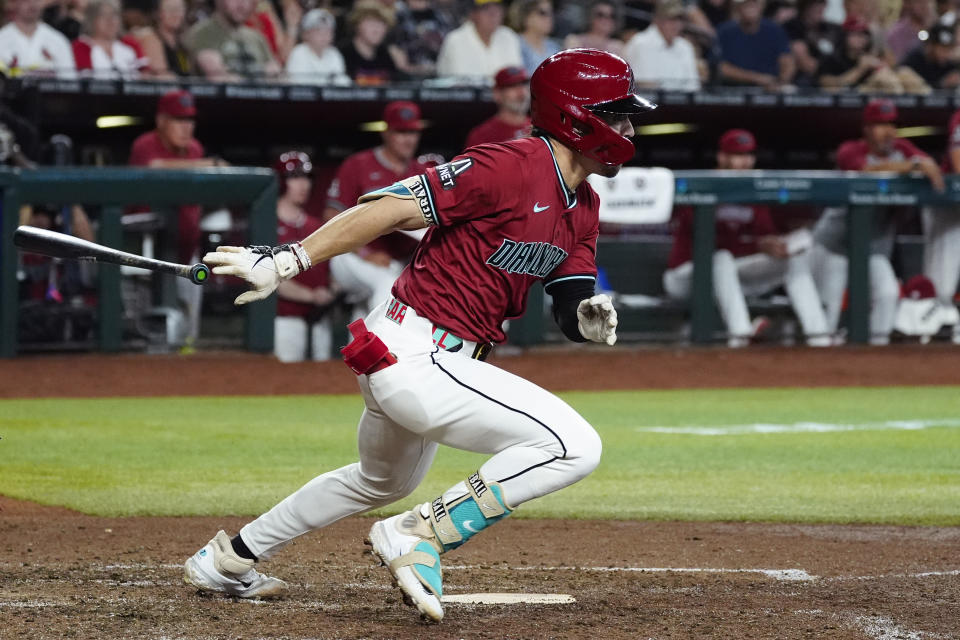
[329,253,403,317]
[922,206,960,303]
[273,316,333,362]
[663,250,829,341]
[810,243,900,345]
[241,298,602,559]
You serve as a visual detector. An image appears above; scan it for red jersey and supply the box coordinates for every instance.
[128,130,205,264]
[942,109,960,173]
[667,204,777,269]
[464,115,531,150]
[389,137,600,344]
[276,214,330,318]
[327,147,429,261]
[835,138,926,171]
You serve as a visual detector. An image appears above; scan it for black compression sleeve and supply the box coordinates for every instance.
[544,277,596,343]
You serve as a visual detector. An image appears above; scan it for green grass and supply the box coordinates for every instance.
[1,387,958,524]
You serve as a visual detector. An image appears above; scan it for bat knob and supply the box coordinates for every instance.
[190,263,210,285]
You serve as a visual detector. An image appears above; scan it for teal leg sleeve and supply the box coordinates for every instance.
[428,472,513,553]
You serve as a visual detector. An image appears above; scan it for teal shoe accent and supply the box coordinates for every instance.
[410,541,443,597]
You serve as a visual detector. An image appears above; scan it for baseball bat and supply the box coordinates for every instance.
[13,225,210,285]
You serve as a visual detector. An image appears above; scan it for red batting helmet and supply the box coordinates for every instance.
[274,150,313,194]
[530,48,656,166]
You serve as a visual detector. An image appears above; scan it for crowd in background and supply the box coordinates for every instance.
[3,0,960,92]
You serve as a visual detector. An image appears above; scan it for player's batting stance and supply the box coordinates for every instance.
[183,49,653,622]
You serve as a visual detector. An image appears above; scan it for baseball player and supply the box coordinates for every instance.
[810,98,945,345]
[663,129,831,347]
[921,106,960,341]
[272,151,338,362]
[324,101,432,319]
[182,48,650,622]
[463,65,532,149]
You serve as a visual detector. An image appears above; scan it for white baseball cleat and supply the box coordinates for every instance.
[366,511,444,622]
[183,530,288,599]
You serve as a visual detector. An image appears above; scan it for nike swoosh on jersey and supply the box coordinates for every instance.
[533,202,550,213]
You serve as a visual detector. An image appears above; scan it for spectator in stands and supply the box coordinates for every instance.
[783,0,841,86]
[133,0,192,77]
[509,0,563,77]
[811,99,944,345]
[245,0,290,63]
[285,8,349,84]
[624,0,702,91]
[128,90,225,346]
[391,0,457,78]
[562,0,624,56]
[72,0,145,78]
[818,15,928,92]
[0,0,76,77]
[886,0,936,62]
[339,0,402,85]
[183,0,280,81]
[436,0,523,82]
[663,129,831,347]
[43,0,86,41]
[717,0,796,89]
[464,65,530,149]
[272,150,339,362]
[323,100,432,317]
[899,21,960,89]
[765,0,798,24]
[689,0,732,37]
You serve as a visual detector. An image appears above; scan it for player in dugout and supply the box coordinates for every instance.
[183,48,647,623]
[323,100,433,319]
[663,128,832,347]
[463,65,532,149]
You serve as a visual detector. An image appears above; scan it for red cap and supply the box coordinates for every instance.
[842,16,870,33]
[494,66,529,89]
[718,129,756,154]
[157,89,196,118]
[863,98,897,124]
[903,274,937,300]
[383,101,426,131]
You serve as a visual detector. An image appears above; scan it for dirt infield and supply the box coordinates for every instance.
[2,345,959,639]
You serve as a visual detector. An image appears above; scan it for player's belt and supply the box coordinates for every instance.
[431,325,493,362]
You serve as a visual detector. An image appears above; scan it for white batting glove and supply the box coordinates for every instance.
[577,294,618,346]
[203,244,310,305]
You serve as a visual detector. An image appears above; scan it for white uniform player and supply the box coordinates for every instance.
[181,49,653,623]
[923,108,960,341]
[811,99,945,345]
[663,129,830,347]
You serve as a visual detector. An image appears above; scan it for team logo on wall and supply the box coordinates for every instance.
[436,158,473,190]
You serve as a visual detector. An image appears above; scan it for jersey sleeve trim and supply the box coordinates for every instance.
[544,274,596,291]
[356,175,441,226]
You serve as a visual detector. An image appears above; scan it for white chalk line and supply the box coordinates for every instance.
[636,418,960,436]
[793,609,951,640]
[446,565,818,582]
[8,562,958,585]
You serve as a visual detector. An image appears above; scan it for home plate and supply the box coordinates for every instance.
[440,593,576,605]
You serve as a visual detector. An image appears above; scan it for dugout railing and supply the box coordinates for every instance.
[508,170,960,347]
[3,169,960,356]
[0,167,277,358]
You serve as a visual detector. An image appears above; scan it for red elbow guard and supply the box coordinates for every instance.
[341,319,397,375]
